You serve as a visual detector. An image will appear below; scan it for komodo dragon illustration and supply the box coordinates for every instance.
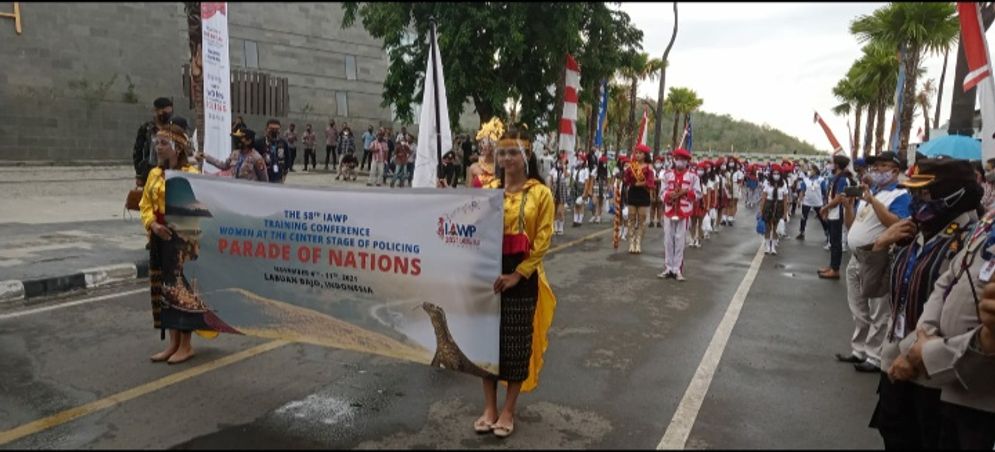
[422,302,494,378]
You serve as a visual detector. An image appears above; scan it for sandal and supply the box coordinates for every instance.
[492,422,514,438]
[473,416,496,434]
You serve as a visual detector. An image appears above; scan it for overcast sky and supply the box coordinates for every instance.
[618,2,995,153]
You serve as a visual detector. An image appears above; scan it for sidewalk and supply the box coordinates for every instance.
[0,165,410,303]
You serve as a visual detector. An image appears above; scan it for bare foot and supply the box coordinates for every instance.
[167,348,195,364]
[150,347,178,362]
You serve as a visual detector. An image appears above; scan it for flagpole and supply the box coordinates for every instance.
[430,18,444,184]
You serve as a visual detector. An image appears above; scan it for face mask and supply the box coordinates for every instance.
[269,130,279,139]
[697,170,705,176]
[910,188,966,224]
[772,174,781,181]
[654,162,663,169]
[869,170,895,187]
[157,111,172,123]
[986,171,995,183]
[675,160,687,170]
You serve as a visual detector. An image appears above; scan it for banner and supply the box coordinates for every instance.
[813,111,844,154]
[163,172,503,377]
[200,3,232,172]
[559,54,581,167]
[594,79,608,148]
[959,2,995,161]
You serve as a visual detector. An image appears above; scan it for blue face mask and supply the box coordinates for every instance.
[909,188,966,224]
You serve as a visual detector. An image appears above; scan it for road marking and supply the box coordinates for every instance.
[548,228,611,254]
[0,228,607,444]
[0,288,148,321]
[0,340,290,446]
[657,244,765,450]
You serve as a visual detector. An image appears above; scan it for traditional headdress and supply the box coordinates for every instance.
[476,117,505,144]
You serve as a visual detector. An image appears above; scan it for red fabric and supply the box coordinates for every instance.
[959,2,992,91]
[559,118,574,135]
[663,170,698,219]
[813,111,844,152]
[155,212,166,225]
[564,86,579,103]
[201,2,227,19]
[565,53,580,72]
[502,233,531,257]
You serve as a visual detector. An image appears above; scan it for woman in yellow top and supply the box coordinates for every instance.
[139,118,207,365]
[469,117,503,188]
[475,124,556,438]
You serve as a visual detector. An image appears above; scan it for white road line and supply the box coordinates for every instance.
[658,244,766,450]
[0,288,147,321]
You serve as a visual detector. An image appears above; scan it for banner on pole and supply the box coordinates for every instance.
[201,2,232,172]
[413,24,452,188]
[163,172,503,377]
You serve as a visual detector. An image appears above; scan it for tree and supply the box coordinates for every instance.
[619,52,664,151]
[654,2,678,154]
[663,86,702,149]
[851,2,959,153]
[916,78,936,141]
[851,41,899,155]
[831,76,862,159]
[341,3,642,134]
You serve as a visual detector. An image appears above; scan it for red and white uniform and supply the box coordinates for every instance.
[661,169,701,219]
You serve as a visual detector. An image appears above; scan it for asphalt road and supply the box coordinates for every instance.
[0,207,883,449]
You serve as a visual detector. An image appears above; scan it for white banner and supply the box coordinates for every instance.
[201,3,232,172]
[162,172,502,376]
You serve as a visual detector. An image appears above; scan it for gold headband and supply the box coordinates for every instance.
[497,138,530,151]
[157,129,189,148]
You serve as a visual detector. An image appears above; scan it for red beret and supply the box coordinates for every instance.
[634,144,651,153]
[671,148,692,160]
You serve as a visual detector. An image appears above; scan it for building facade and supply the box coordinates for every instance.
[0,2,405,163]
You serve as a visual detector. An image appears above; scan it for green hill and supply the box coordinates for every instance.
[683,111,822,155]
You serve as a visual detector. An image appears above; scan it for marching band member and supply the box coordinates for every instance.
[623,144,656,254]
[658,148,701,281]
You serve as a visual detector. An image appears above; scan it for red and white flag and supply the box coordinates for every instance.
[559,54,581,165]
[958,2,992,91]
[813,111,844,154]
[958,2,995,161]
[636,109,649,147]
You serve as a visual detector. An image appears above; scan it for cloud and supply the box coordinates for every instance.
[619,2,987,152]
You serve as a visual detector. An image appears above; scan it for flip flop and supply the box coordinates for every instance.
[492,422,514,438]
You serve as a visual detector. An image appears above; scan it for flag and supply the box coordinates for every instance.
[594,79,608,148]
[959,2,995,161]
[559,54,581,166]
[412,23,452,188]
[813,111,844,154]
[635,109,649,148]
[680,115,693,151]
[889,43,907,154]
[846,119,855,154]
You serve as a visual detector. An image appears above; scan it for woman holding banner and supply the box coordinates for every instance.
[478,124,556,439]
[140,118,210,365]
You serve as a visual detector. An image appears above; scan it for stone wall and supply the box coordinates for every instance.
[0,2,397,163]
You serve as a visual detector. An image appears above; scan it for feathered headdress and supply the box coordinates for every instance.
[476,117,505,143]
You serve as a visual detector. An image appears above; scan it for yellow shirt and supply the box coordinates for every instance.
[139,166,200,232]
[486,177,557,392]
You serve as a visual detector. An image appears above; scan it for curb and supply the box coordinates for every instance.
[0,260,149,304]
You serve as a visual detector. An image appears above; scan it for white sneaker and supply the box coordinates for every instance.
[823,242,831,251]
[657,270,670,279]
[675,272,686,281]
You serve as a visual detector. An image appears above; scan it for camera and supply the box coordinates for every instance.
[843,186,864,197]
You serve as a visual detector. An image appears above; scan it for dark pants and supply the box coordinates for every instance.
[939,401,995,449]
[870,374,942,450]
[361,149,372,171]
[407,162,414,182]
[829,218,844,270]
[287,146,297,171]
[303,148,317,170]
[325,145,337,169]
[800,205,829,239]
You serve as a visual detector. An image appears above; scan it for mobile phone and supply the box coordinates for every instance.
[843,186,864,197]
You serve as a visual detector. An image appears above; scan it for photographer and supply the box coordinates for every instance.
[834,151,911,374]
[818,155,856,279]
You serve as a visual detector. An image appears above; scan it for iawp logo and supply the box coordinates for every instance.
[437,217,481,248]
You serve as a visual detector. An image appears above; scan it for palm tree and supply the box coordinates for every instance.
[831,76,864,159]
[606,82,630,152]
[654,2,678,154]
[664,87,703,150]
[916,78,936,141]
[620,52,665,152]
[851,41,899,155]
[850,2,959,153]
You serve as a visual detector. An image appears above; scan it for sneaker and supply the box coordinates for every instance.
[796,233,805,240]
[675,272,686,282]
[656,271,670,279]
[823,242,831,251]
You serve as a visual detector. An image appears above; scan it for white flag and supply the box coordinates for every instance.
[412,27,452,188]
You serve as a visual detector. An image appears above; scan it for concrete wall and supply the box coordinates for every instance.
[0,2,397,163]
